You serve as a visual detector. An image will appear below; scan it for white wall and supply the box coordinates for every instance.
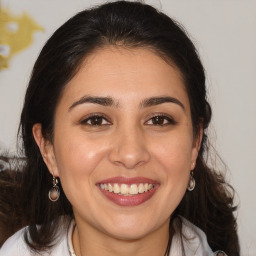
[0,0,255,254]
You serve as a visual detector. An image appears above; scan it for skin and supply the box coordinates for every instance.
[33,46,202,256]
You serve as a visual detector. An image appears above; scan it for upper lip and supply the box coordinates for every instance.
[97,176,159,185]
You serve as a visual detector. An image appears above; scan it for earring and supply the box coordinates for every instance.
[48,172,60,202]
[187,170,196,191]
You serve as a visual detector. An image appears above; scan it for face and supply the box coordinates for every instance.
[34,46,201,240]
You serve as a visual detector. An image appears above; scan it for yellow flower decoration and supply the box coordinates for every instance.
[0,8,44,70]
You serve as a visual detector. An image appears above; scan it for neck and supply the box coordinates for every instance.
[72,218,170,256]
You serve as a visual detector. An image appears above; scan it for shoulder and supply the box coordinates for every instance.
[170,217,226,256]
[0,219,74,256]
[180,217,214,255]
[0,227,31,256]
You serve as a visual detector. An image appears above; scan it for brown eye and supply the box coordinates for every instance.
[146,115,176,126]
[152,116,165,125]
[90,116,103,125]
[81,115,110,126]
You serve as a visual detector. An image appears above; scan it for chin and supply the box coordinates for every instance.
[101,214,168,241]
[105,227,153,241]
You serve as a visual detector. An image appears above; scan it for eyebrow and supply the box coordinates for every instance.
[69,95,185,111]
[139,96,185,110]
[69,95,119,111]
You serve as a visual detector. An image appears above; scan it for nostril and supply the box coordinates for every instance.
[108,130,150,169]
[110,153,150,169]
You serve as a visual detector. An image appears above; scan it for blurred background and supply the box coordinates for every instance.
[0,0,255,254]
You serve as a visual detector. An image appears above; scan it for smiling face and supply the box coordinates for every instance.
[33,46,201,241]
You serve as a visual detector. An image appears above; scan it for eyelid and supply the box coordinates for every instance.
[80,113,112,125]
[144,112,177,125]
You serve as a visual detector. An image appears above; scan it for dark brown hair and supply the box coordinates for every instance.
[0,154,26,245]
[0,1,239,255]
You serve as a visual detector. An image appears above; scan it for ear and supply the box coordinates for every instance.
[32,123,59,177]
[190,124,203,170]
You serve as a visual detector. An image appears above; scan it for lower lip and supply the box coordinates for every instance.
[98,185,159,206]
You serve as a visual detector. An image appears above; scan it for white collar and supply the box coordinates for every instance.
[67,219,76,256]
[66,217,220,256]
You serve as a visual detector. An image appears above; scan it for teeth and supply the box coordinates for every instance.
[121,184,129,194]
[138,183,144,193]
[113,183,120,193]
[108,184,113,192]
[129,184,138,195]
[100,183,155,195]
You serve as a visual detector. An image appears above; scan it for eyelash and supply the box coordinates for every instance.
[80,113,177,127]
[145,113,177,126]
[80,114,111,126]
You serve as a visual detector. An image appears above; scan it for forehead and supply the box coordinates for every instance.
[59,46,189,109]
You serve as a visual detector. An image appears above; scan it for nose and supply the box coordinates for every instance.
[108,126,150,169]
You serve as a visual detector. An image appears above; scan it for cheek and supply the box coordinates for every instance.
[152,131,193,172]
[53,133,108,199]
[149,134,192,215]
[55,131,108,172]
[151,131,192,196]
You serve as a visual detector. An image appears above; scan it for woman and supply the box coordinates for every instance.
[0,1,239,255]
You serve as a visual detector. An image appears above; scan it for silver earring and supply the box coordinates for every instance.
[187,170,196,191]
[48,172,60,202]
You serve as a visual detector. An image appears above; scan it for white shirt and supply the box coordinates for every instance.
[0,217,224,256]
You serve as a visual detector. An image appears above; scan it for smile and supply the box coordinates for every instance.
[97,177,159,206]
[99,183,154,196]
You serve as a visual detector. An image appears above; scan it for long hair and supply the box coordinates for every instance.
[0,153,26,246]
[0,1,239,255]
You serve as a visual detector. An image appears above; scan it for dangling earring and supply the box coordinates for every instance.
[48,172,60,202]
[187,170,196,191]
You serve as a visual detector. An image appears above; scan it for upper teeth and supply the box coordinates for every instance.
[99,183,154,195]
